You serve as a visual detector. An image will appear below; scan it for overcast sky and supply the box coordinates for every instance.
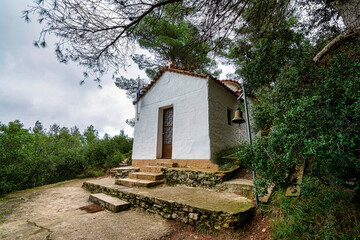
[0,1,234,138]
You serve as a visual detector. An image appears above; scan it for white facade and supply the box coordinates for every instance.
[131,70,248,169]
[132,71,211,160]
[208,79,248,159]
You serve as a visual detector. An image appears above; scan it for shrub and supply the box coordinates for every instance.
[233,21,360,238]
[0,121,132,195]
[263,178,360,239]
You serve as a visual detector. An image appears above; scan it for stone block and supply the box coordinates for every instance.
[115,178,164,188]
[129,172,164,181]
[189,213,199,220]
[89,193,129,213]
[140,166,165,173]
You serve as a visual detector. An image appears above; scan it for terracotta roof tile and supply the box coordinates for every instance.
[220,80,243,96]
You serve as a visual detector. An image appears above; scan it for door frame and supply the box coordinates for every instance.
[156,105,173,159]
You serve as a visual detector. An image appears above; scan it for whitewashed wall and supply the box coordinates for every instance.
[132,72,211,160]
[208,79,248,161]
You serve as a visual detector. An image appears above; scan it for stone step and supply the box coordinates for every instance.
[110,166,137,172]
[83,177,254,230]
[129,172,164,181]
[115,178,164,188]
[150,162,178,168]
[140,166,165,173]
[89,193,130,213]
[222,179,254,191]
[221,178,274,203]
[109,166,139,179]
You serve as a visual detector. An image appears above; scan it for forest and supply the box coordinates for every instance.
[0,120,132,196]
[13,0,360,238]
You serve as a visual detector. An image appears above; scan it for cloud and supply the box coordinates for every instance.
[0,0,135,137]
[0,1,235,138]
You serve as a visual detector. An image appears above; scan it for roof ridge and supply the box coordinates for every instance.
[135,68,240,105]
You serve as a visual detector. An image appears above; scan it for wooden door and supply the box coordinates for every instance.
[162,108,173,159]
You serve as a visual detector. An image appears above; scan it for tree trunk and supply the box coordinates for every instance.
[313,29,358,62]
[314,0,360,62]
[329,0,360,31]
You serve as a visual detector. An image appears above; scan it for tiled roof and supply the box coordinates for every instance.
[220,79,241,86]
[220,80,242,96]
[135,67,242,104]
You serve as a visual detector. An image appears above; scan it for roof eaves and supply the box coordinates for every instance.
[209,76,243,99]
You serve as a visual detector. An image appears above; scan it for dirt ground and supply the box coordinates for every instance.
[160,213,271,240]
[0,178,170,240]
[0,178,271,240]
[235,169,254,180]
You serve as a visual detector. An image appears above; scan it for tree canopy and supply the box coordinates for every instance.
[114,4,220,106]
[132,16,220,79]
[0,120,132,195]
[24,0,359,82]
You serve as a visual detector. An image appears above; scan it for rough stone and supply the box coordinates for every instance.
[153,204,162,209]
[82,178,254,230]
[164,167,239,188]
[189,213,199,220]
[110,167,140,179]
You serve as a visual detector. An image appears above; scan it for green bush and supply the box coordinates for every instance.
[232,20,360,238]
[237,37,360,192]
[0,120,132,195]
[262,178,360,240]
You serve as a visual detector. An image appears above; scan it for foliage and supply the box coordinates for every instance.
[237,33,360,189]
[261,178,360,239]
[232,17,360,238]
[114,75,149,100]
[227,18,307,93]
[125,118,136,128]
[24,0,352,83]
[133,13,221,78]
[0,120,132,196]
[114,5,220,101]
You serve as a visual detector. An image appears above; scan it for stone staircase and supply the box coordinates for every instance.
[83,177,254,229]
[115,162,177,188]
[110,166,139,179]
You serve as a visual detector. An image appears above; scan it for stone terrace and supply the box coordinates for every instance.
[83,177,254,229]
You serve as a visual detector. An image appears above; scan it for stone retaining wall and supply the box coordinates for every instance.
[82,181,253,229]
[164,167,240,188]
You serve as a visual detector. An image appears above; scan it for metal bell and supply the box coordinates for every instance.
[232,107,246,124]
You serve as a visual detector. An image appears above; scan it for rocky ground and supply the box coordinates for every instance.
[0,177,271,239]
